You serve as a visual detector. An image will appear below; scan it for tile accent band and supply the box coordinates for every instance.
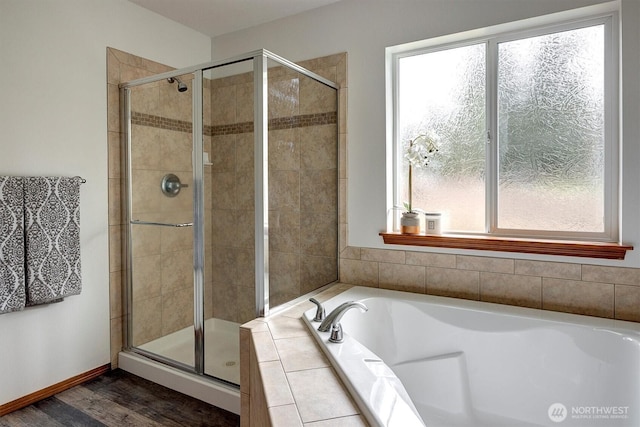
[131,111,337,136]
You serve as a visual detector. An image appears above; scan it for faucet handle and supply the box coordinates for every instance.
[329,323,344,343]
[309,298,325,322]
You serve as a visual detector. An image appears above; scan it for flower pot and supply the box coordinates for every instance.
[401,212,420,234]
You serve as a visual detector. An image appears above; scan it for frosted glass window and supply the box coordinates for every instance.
[392,14,617,240]
[497,26,605,232]
[398,44,486,232]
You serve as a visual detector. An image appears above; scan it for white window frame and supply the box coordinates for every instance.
[387,3,619,242]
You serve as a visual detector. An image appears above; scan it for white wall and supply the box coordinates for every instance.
[212,0,640,267]
[0,0,211,405]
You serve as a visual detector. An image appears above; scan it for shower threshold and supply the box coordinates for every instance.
[118,318,241,414]
[139,318,240,384]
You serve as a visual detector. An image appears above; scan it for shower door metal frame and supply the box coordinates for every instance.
[192,70,205,374]
[120,49,339,381]
[254,53,269,317]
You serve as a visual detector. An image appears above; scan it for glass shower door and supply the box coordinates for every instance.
[124,72,198,371]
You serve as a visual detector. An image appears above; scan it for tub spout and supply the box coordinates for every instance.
[318,301,368,343]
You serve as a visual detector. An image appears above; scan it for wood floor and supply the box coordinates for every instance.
[0,369,240,427]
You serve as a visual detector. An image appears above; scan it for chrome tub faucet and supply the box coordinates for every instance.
[317,301,368,343]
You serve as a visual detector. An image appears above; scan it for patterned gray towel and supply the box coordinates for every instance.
[24,177,82,305]
[0,177,25,314]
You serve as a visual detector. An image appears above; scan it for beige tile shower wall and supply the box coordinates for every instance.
[267,64,301,309]
[130,73,199,347]
[339,247,640,322]
[210,69,256,325]
[107,48,214,366]
[209,54,345,322]
[300,71,339,297]
[268,69,338,307]
[129,125,194,345]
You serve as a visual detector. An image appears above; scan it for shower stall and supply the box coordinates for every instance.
[117,50,339,412]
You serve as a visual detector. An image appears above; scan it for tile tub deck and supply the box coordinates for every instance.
[240,283,369,427]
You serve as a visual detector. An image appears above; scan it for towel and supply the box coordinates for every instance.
[24,177,82,305]
[0,177,25,314]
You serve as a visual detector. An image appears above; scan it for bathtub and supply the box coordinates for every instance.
[304,287,640,427]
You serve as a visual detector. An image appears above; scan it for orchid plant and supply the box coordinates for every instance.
[403,133,439,213]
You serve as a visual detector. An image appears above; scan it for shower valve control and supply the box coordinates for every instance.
[161,173,188,197]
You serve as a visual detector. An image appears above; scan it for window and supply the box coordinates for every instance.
[389,10,618,242]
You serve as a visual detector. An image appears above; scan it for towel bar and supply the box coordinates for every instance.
[130,220,193,228]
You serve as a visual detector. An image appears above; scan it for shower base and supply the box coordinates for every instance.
[139,317,240,384]
[118,318,241,414]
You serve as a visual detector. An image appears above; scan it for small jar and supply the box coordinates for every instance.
[424,212,442,235]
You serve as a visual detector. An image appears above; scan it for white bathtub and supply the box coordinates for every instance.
[304,287,640,427]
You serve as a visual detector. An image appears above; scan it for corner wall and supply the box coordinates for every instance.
[0,0,210,406]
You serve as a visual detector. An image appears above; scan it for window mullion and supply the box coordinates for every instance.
[391,53,401,232]
[486,39,498,234]
[603,14,619,241]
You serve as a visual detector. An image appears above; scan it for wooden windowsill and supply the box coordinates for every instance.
[379,232,633,260]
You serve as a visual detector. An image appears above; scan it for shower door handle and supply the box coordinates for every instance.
[131,220,194,228]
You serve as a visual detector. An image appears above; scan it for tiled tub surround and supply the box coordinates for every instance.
[242,261,640,426]
[241,283,369,427]
[339,248,640,322]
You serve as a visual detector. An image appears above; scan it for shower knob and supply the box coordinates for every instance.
[161,173,188,197]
